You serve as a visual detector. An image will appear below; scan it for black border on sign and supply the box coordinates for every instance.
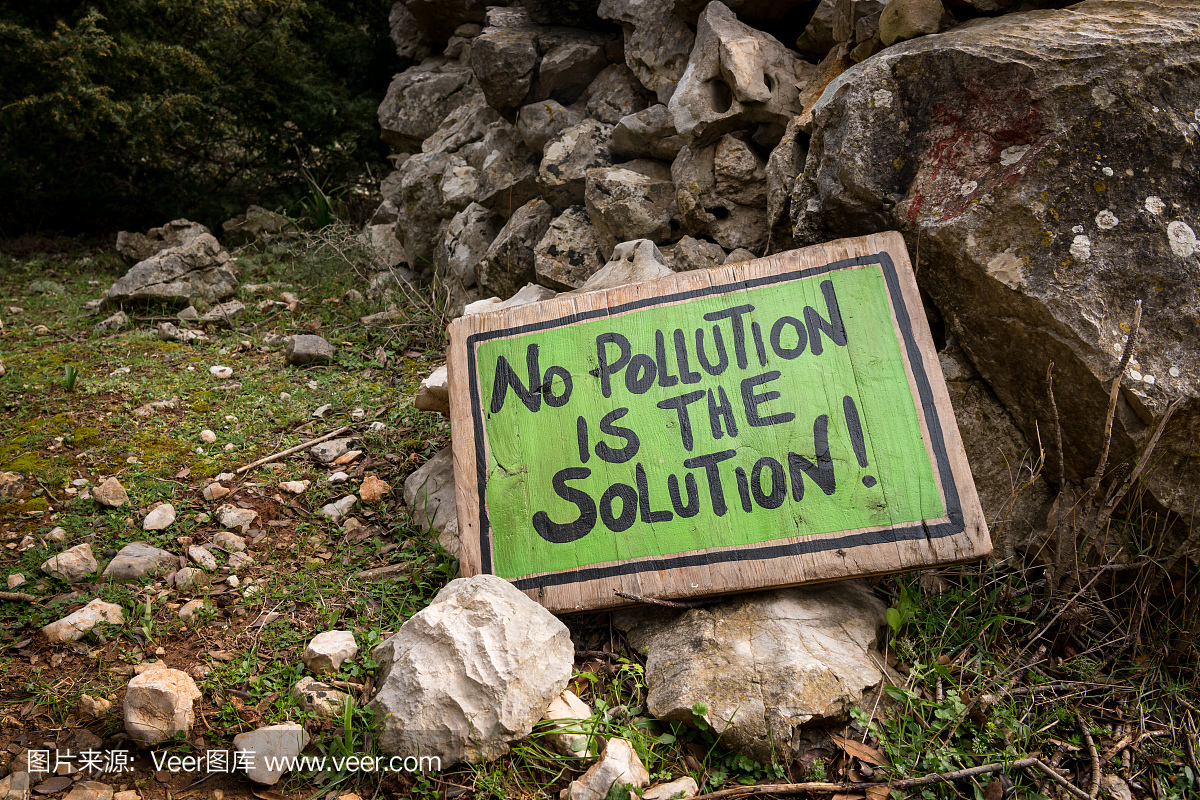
[465,252,964,590]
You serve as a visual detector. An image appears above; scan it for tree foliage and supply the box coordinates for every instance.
[0,0,398,235]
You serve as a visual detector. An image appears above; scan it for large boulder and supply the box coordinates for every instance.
[388,2,432,61]
[582,64,653,126]
[611,105,684,162]
[585,164,679,255]
[106,233,236,307]
[369,574,574,767]
[573,238,673,294]
[668,2,816,147]
[379,60,479,151]
[473,122,542,216]
[615,581,889,761]
[791,0,1200,528]
[390,150,457,269]
[673,135,768,253]
[535,206,607,290]
[404,446,461,554]
[436,203,505,315]
[115,219,210,265]
[531,28,618,105]
[470,15,541,112]
[516,100,585,154]
[539,120,614,208]
[477,198,554,299]
[597,0,694,104]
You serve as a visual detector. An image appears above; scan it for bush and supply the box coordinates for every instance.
[0,0,399,235]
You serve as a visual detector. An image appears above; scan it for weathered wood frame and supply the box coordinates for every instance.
[447,232,991,613]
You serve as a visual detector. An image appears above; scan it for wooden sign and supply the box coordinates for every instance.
[447,232,990,613]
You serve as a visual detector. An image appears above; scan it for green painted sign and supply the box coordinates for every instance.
[469,260,946,581]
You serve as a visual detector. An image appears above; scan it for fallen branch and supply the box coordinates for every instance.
[1075,709,1101,798]
[0,591,38,602]
[236,426,350,474]
[686,757,1090,800]
[613,590,715,609]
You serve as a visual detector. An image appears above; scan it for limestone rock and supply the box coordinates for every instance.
[667,236,725,272]
[379,60,478,151]
[833,0,888,43]
[319,495,358,522]
[470,20,540,111]
[796,0,837,58]
[597,0,693,104]
[188,545,218,570]
[42,599,124,643]
[585,165,678,255]
[542,690,596,757]
[157,321,206,344]
[879,0,948,46]
[115,219,210,264]
[531,29,617,105]
[103,542,177,582]
[40,543,98,582]
[644,777,700,800]
[611,105,683,161]
[421,93,503,155]
[106,233,236,307]
[573,239,673,294]
[142,503,175,531]
[293,677,353,718]
[124,668,202,745]
[0,772,29,800]
[463,283,559,317]
[792,0,1200,531]
[516,100,585,154]
[212,531,247,552]
[233,724,311,785]
[303,630,359,674]
[197,300,246,326]
[404,0,489,47]
[673,136,768,252]
[311,437,358,463]
[540,120,614,208]
[369,574,574,767]
[215,505,258,533]
[93,477,129,508]
[559,738,649,800]
[403,445,460,554]
[473,122,543,216]
[415,365,450,414]
[280,481,310,495]
[583,64,652,126]
[174,567,209,592]
[477,198,554,299]
[285,335,337,366]
[62,781,113,800]
[437,203,504,316]
[614,581,889,761]
[202,482,230,502]
[77,694,113,720]
[439,158,479,212]
[388,2,432,61]
[765,117,807,251]
[669,2,816,147]
[535,206,607,290]
[360,475,391,504]
[0,472,24,501]
[724,248,756,264]
[94,311,129,334]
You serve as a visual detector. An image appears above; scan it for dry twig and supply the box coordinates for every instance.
[0,591,38,602]
[613,590,715,609]
[236,426,350,474]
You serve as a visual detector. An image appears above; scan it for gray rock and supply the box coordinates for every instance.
[115,219,211,264]
[388,1,432,61]
[389,150,457,269]
[879,0,948,46]
[228,551,254,570]
[422,93,503,155]
[531,29,616,105]
[302,630,359,674]
[403,445,461,554]
[188,545,217,570]
[473,122,542,216]
[102,542,177,582]
[583,64,651,126]
[106,233,236,307]
[611,105,684,161]
[833,0,888,43]
[197,300,246,327]
[174,567,209,593]
[673,136,768,252]
[574,239,673,294]
[42,599,123,643]
[216,505,258,533]
[723,248,757,264]
[359,223,409,271]
[796,0,838,58]
[470,19,540,111]
[319,495,358,522]
[464,282,559,316]
[560,738,649,800]
[669,2,816,147]
[378,60,478,151]
[535,206,607,290]
[436,202,505,316]
[212,531,247,553]
[597,0,693,104]
[793,0,1200,531]
[667,236,725,272]
[585,165,678,255]
[369,574,574,767]
[311,437,358,463]
[477,198,554,299]
[81,298,105,315]
[540,120,614,208]
[124,668,202,745]
[0,772,29,800]
[415,365,450,414]
[93,311,129,334]
[233,724,310,785]
[142,503,176,531]
[765,117,807,252]
[221,205,298,247]
[516,100,584,154]
[542,690,597,757]
[292,677,353,719]
[157,321,206,344]
[615,581,889,761]
[438,157,479,212]
[285,335,336,366]
[41,543,98,582]
[643,777,700,800]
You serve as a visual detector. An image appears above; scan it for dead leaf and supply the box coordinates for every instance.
[176,467,191,479]
[864,786,891,800]
[983,778,1003,800]
[209,650,236,662]
[252,790,290,800]
[831,735,890,766]
[831,794,865,800]
[34,777,73,794]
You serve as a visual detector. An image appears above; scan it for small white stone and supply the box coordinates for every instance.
[302,630,359,674]
[327,472,350,484]
[1129,369,1143,381]
[224,443,235,452]
[312,404,332,418]
[307,380,319,390]
[280,480,310,495]
[1072,225,1085,234]
[1169,366,1181,377]
[369,421,387,432]
[279,392,292,401]
[233,724,311,785]
[8,573,27,589]
[1143,374,1155,385]
[959,180,977,196]
[1102,166,1113,177]
[227,575,241,588]
[47,527,67,544]
[142,503,176,531]
[351,408,365,420]
[209,366,233,379]
[200,430,217,444]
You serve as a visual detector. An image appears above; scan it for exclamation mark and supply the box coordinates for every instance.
[843,396,876,488]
